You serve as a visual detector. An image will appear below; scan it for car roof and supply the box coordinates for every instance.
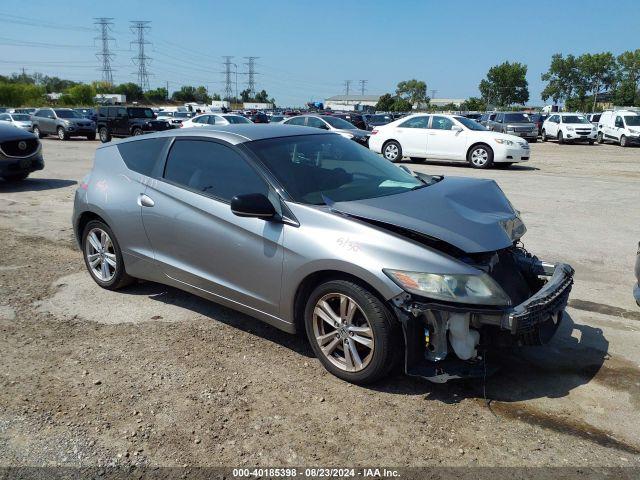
[99,124,330,149]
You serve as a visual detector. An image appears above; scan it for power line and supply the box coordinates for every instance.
[244,56,259,96]
[94,18,115,84]
[359,79,367,96]
[222,56,234,101]
[130,20,151,91]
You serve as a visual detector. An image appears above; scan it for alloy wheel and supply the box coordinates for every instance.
[312,293,374,373]
[84,228,117,282]
[58,128,65,140]
[470,147,489,167]
[384,143,399,161]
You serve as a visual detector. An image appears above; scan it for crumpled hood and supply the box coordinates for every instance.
[328,176,526,253]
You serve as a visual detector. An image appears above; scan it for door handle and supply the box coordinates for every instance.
[138,194,155,207]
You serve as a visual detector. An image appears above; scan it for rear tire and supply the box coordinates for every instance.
[99,127,111,143]
[304,280,399,385]
[382,141,402,163]
[467,144,494,169]
[410,157,426,163]
[2,172,29,182]
[81,220,134,290]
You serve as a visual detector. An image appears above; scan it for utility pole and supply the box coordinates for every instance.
[430,89,437,100]
[222,56,234,101]
[130,20,151,91]
[94,17,115,85]
[243,56,259,97]
[359,79,367,96]
[343,80,352,96]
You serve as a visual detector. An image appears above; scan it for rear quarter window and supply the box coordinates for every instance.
[116,138,168,176]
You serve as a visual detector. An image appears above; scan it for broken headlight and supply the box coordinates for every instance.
[384,270,511,306]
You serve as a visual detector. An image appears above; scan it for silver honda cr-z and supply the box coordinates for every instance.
[73,124,573,384]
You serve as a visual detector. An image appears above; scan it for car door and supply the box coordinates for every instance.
[141,138,284,318]
[40,109,55,133]
[426,116,467,160]
[547,115,559,137]
[614,115,625,141]
[114,107,129,136]
[391,116,430,156]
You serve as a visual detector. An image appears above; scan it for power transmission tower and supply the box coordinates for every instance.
[94,17,115,85]
[243,56,259,97]
[359,80,367,96]
[430,89,437,100]
[343,80,352,96]
[222,56,234,101]
[130,21,151,91]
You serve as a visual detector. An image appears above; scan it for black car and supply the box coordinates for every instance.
[0,123,44,181]
[97,106,172,143]
[331,113,366,130]
[249,112,269,123]
[74,107,97,123]
[363,113,393,130]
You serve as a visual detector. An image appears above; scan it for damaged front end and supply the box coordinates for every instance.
[389,247,574,383]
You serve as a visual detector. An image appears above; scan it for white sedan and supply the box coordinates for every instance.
[368,114,531,169]
[0,112,33,131]
[180,113,252,128]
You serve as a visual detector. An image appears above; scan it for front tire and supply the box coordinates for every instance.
[557,131,564,144]
[99,127,111,143]
[467,144,494,169]
[382,141,402,163]
[132,128,143,136]
[57,127,69,141]
[541,130,547,142]
[32,126,44,138]
[304,280,398,385]
[597,132,604,144]
[82,220,134,290]
[620,135,628,147]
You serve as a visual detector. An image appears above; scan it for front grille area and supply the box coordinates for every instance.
[576,129,592,135]
[0,138,39,157]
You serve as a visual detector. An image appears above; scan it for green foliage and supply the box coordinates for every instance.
[113,83,144,103]
[541,54,579,104]
[479,61,529,107]
[395,79,427,105]
[615,49,640,106]
[390,97,412,112]
[145,87,168,103]
[0,81,45,106]
[460,97,486,111]
[375,93,394,111]
[59,83,96,106]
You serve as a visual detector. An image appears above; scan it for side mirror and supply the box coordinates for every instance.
[231,193,276,219]
[317,123,330,130]
[451,125,463,133]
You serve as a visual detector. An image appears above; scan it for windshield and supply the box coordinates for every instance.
[246,134,423,205]
[174,112,191,118]
[562,115,590,124]
[158,111,173,117]
[504,113,531,123]
[369,114,391,123]
[129,108,155,118]
[454,116,487,131]
[55,109,82,119]
[270,116,284,122]
[624,115,640,126]
[224,115,251,124]
[12,114,31,121]
[324,116,357,130]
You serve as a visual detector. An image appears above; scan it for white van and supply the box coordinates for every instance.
[597,109,640,147]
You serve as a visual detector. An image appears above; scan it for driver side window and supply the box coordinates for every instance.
[615,116,624,128]
[430,116,455,130]
[306,117,327,129]
[285,117,306,126]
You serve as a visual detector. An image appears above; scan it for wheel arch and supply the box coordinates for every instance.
[466,141,493,160]
[74,210,109,247]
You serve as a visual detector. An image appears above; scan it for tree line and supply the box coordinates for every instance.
[0,72,274,107]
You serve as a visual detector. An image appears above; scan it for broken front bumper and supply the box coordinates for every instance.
[395,261,574,383]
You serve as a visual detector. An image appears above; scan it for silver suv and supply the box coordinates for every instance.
[72,125,573,384]
[31,108,96,141]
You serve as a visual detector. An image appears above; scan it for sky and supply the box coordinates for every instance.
[1,0,639,107]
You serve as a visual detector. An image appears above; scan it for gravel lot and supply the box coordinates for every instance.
[0,137,639,468]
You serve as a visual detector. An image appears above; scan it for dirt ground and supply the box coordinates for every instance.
[0,137,639,469]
